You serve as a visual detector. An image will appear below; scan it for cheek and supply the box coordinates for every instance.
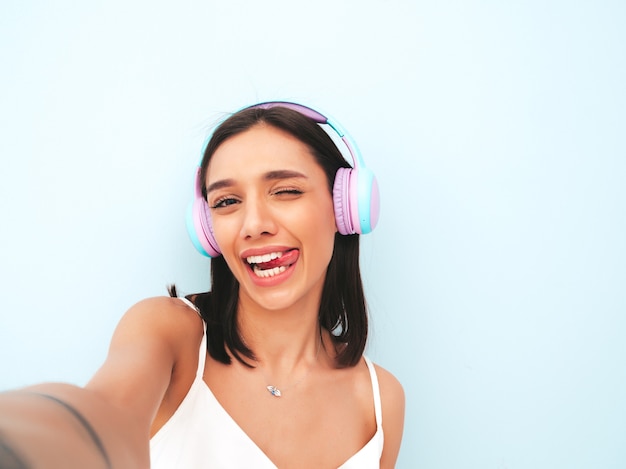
[303,192,336,230]
[307,199,337,255]
[211,217,232,249]
[211,217,243,268]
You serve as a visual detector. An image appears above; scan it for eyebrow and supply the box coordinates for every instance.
[206,169,308,193]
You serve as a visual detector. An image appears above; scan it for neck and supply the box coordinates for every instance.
[236,300,323,372]
[242,320,324,398]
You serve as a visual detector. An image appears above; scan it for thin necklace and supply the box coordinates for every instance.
[258,337,322,398]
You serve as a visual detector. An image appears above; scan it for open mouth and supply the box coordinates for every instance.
[245,249,299,278]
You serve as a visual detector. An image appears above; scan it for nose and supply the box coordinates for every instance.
[239,196,277,240]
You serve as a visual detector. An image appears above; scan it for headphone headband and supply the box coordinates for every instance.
[249,101,367,171]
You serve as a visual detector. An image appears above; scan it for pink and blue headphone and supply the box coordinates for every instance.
[187,101,380,258]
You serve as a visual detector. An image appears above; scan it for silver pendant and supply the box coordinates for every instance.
[267,385,282,397]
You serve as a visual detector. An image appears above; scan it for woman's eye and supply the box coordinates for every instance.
[274,188,303,196]
[211,197,239,209]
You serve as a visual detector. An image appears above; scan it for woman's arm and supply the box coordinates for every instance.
[0,382,147,468]
[0,296,201,468]
[377,365,406,469]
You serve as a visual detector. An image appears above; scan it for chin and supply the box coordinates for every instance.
[246,291,302,313]
[239,281,323,316]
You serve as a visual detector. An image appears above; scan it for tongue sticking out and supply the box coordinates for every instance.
[255,249,299,270]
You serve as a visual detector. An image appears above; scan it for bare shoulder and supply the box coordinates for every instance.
[372,362,405,403]
[86,296,203,430]
[372,361,405,469]
[117,295,202,337]
[94,294,204,389]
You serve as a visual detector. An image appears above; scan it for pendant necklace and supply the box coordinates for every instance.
[259,337,322,398]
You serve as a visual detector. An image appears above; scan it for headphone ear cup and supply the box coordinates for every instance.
[332,167,380,235]
[333,167,355,235]
[186,169,221,257]
[355,166,380,235]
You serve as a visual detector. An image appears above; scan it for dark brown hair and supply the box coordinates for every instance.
[184,105,368,368]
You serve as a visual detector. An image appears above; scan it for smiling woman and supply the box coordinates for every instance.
[206,124,338,322]
[0,102,404,469]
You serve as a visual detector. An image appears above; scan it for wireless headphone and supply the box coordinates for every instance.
[187,101,380,258]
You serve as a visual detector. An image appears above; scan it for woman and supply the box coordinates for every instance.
[0,102,404,468]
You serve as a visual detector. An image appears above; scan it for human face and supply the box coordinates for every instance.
[205,124,338,314]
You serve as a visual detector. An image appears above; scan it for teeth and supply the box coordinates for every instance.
[252,265,287,278]
[246,251,283,265]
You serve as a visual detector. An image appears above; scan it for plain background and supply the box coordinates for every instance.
[1,1,625,467]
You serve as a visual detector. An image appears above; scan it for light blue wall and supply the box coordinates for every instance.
[1,1,625,467]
